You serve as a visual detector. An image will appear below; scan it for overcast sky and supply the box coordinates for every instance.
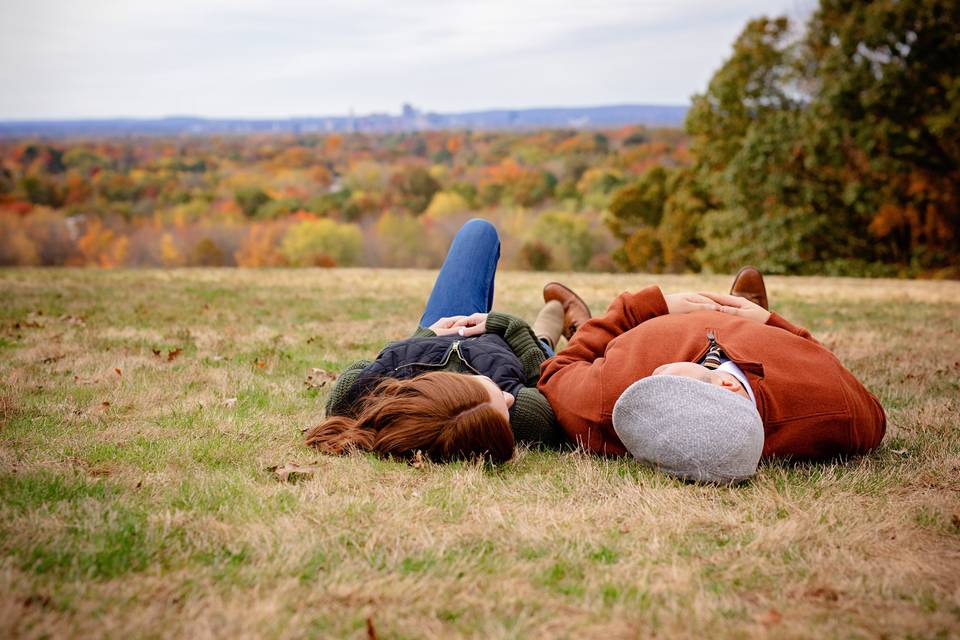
[0,0,810,120]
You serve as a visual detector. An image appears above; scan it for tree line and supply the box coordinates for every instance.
[1,0,956,276]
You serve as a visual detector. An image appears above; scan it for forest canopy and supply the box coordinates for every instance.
[1,0,957,276]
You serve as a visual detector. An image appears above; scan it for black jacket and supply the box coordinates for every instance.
[325,312,565,448]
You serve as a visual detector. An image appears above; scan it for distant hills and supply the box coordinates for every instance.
[0,103,688,138]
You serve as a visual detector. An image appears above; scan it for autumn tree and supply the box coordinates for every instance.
[685,0,960,274]
[390,166,440,215]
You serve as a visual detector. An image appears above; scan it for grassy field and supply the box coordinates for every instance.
[1,268,958,639]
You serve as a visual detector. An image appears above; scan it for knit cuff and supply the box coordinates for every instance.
[484,311,513,336]
[510,387,566,448]
[411,326,437,338]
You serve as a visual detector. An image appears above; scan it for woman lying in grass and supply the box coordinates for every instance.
[305,219,588,463]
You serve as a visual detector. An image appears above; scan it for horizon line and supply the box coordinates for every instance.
[0,101,689,124]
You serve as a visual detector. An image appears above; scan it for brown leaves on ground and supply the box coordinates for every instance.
[753,608,783,626]
[267,462,321,483]
[150,347,183,361]
[411,450,426,469]
[305,368,337,390]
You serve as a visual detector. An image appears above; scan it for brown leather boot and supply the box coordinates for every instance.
[543,282,592,339]
[729,266,769,310]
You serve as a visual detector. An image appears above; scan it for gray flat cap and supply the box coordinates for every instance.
[612,375,764,484]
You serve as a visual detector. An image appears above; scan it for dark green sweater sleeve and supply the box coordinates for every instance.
[484,312,549,386]
[325,360,374,417]
[510,387,567,448]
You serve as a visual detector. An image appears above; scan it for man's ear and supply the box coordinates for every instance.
[718,375,740,390]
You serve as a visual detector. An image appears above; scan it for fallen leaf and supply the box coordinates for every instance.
[152,348,161,357]
[411,450,425,469]
[222,397,238,408]
[951,514,960,531]
[806,586,840,601]
[753,608,782,626]
[305,368,337,389]
[23,594,52,608]
[267,463,320,483]
[366,616,377,640]
[41,354,65,364]
[114,368,122,376]
[255,359,267,369]
[102,401,111,408]
[167,348,183,362]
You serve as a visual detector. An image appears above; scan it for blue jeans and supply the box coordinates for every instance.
[420,218,554,356]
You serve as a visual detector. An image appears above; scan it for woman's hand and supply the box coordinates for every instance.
[428,315,469,336]
[697,292,772,324]
[664,292,721,316]
[452,312,488,337]
[428,313,489,336]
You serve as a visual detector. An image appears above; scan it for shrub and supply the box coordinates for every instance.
[235,187,271,218]
[235,223,289,267]
[423,191,469,219]
[189,237,226,266]
[530,211,595,270]
[620,227,662,273]
[281,219,362,266]
[375,212,428,267]
[390,167,440,214]
[0,214,39,265]
[605,167,669,240]
[695,207,826,274]
[519,240,553,271]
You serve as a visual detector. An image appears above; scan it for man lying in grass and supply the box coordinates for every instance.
[538,268,887,483]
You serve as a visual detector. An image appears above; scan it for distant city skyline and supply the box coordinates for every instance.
[0,0,812,120]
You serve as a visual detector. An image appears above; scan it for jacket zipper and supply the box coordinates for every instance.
[451,340,482,375]
[394,339,482,375]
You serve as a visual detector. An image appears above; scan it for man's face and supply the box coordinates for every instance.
[652,362,751,401]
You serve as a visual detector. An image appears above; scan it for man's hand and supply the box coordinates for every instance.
[664,292,721,316]
[698,292,771,324]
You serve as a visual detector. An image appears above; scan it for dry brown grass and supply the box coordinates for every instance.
[1,268,958,639]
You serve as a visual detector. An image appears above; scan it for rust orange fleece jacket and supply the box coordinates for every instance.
[538,286,886,459]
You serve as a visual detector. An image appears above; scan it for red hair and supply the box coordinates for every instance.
[305,371,514,464]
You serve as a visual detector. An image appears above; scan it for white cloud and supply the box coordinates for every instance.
[0,0,805,118]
